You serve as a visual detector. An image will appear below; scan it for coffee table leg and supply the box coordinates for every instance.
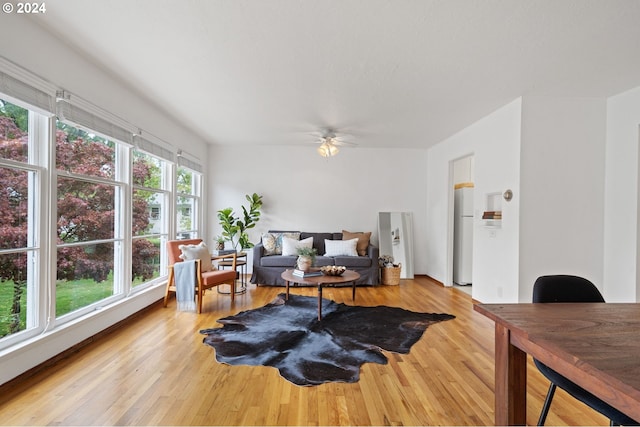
[352,282,356,301]
[317,285,322,321]
[286,280,290,300]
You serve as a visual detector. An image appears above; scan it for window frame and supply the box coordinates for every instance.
[53,119,128,323]
[175,166,202,240]
[0,102,49,348]
[130,149,171,291]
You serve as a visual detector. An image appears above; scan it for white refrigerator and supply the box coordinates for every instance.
[453,187,473,285]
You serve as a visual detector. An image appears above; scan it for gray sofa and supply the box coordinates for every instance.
[251,231,379,286]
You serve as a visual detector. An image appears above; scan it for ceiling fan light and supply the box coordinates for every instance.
[317,141,339,157]
[317,142,329,157]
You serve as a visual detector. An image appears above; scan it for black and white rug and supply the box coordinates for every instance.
[200,293,455,386]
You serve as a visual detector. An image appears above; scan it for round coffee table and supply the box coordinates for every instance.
[281,269,361,320]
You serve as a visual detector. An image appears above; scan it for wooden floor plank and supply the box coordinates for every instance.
[0,277,609,425]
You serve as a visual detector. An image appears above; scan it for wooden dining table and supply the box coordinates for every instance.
[474,302,640,425]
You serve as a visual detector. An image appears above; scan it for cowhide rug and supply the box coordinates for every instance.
[200,293,455,386]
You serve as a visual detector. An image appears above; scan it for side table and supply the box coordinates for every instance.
[216,252,247,295]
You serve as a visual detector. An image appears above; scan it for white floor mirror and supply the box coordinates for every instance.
[377,212,414,279]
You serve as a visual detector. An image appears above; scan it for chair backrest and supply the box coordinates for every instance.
[532,275,605,303]
[167,239,203,265]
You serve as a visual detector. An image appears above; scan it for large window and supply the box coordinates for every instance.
[0,62,204,352]
[0,99,41,340]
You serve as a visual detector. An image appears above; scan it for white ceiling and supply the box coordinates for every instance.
[36,0,640,149]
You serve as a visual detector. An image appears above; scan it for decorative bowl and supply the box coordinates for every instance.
[321,265,346,276]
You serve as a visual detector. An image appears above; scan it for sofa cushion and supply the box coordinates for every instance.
[300,232,334,254]
[261,255,298,267]
[334,255,372,268]
[262,232,300,255]
[342,230,372,256]
[282,236,313,256]
[324,238,358,257]
[312,256,333,267]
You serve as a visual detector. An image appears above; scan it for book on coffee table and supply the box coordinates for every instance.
[292,269,323,278]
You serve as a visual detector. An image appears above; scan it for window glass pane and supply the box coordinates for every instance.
[0,98,37,343]
[0,167,29,249]
[57,177,115,242]
[132,237,161,287]
[0,99,28,162]
[177,232,197,240]
[56,242,114,317]
[177,195,195,235]
[132,150,166,288]
[0,252,28,337]
[133,189,163,236]
[56,120,115,180]
[176,167,193,194]
[133,151,163,188]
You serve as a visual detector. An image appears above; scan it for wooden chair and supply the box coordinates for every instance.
[164,239,238,313]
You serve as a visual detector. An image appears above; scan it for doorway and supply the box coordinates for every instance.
[450,155,474,294]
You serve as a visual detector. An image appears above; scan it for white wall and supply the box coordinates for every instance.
[0,16,210,160]
[426,98,521,302]
[519,96,606,301]
[604,86,640,302]
[0,15,211,386]
[207,145,429,273]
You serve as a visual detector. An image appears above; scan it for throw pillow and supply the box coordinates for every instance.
[179,242,213,272]
[324,238,358,257]
[342,230,372,256]
[261,232,301,255]
[282,236,314,256]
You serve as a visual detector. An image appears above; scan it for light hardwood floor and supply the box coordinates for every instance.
[0,276,608,426]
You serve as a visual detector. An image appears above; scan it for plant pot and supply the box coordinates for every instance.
[297,255,313,272]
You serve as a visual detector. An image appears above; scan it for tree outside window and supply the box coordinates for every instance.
[0,99,32,337]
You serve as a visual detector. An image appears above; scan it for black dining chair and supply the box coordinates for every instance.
[532,275,639,426]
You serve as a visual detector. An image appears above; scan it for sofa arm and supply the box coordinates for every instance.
[253,243,265,269]
[367,244,379,261]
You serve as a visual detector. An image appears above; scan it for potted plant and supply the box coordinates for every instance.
[296,247,317,272]
[214,235,226,251]
[217,193,263,251]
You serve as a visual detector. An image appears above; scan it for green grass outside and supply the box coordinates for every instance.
[0,238,162,338]
[0,263,161,338]
[55,277,115,317]
[0,280,28,338]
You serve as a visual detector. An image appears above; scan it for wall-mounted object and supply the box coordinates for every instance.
[484,192,503,228]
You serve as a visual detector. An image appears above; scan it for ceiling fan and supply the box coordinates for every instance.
[312,129,357,158]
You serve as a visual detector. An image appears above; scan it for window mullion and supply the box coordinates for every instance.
[114,144,130,295]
